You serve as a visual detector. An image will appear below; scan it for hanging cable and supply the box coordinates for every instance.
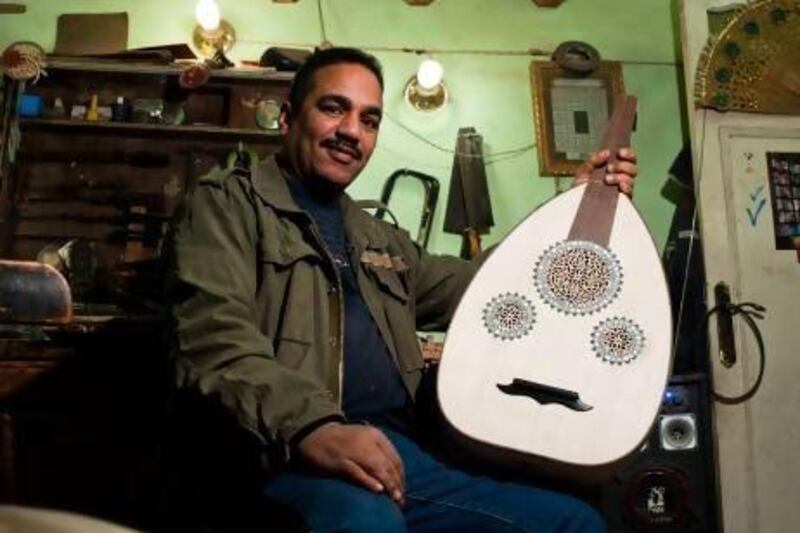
[235,36,679,67]
[250,1,673,161]
[250,3,654,171]
[383,111,535,163]
[376,143,534,171]
[316,0,329,46]
[671,109,707,366]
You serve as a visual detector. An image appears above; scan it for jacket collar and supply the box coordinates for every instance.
[250,156,304,214]
[251,156,389,250]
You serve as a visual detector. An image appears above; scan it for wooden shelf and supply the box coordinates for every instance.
[20,118,282,142]
[46,57,295,83]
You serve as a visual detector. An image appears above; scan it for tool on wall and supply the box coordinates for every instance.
[443,127,494,259]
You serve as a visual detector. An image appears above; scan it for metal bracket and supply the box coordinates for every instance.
[376,169,440,249]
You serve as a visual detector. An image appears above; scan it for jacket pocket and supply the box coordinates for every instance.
[257,224,320,357]
[365,264,409,304]
[260,220,319,269]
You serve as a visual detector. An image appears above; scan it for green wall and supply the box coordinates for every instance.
[0,0,686,254]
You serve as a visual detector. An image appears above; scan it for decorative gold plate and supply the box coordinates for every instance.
[695,0,800,114]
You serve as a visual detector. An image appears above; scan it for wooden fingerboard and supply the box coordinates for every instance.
[567,94,638,246]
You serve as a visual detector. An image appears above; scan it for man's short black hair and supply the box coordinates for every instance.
[287,47,384,117]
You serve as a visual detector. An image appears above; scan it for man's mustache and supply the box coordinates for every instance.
[321,138,362,160]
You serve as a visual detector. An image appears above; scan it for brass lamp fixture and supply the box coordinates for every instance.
[405,58,448,112]
[193,0,236,57]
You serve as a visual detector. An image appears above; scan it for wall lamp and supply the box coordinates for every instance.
[193,0,236,58]
[404,58,448,112]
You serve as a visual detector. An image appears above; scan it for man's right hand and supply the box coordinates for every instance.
[297,422,405,504]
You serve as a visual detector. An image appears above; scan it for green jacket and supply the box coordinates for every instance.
[167,157,476,461]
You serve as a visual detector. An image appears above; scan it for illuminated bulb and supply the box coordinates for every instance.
[193,0,236,58]
[196,0,221,31]
[404,58,448,112]
[416,59,443,90]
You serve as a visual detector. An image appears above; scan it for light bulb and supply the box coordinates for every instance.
[416,59,443,90]
[196,0,221,31]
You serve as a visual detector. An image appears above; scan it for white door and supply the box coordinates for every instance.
[681,2,800,532]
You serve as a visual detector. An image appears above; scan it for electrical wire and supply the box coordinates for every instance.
[235,37,680,67]
[366,46,551,58]
[316,0,328,46]
[376,143,534,171]
[248,0,671,165]
[383,111,536,164]
[246,0,678,65]
[671,108,707,366]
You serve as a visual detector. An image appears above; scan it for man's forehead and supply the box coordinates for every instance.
[308,63,383,102]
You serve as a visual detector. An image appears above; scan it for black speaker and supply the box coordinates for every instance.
[600,373,720,532]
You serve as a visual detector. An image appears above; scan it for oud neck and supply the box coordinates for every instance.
[567,95,638,246]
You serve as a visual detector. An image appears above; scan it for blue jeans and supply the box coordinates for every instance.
[263,426,606,532]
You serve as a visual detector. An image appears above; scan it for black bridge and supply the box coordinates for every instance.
[497,378,593,412]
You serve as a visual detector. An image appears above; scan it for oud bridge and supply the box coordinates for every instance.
[497,378,593,412]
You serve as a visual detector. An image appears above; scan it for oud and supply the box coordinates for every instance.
[437,95,672,480]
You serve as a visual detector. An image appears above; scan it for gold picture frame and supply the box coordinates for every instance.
[531,61,625,176]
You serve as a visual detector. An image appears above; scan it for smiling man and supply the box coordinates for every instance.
[280,61,382,190]
[167,47,636,532]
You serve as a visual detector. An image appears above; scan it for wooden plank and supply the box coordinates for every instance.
[46,57,293,82]
[19,118,281,142]
[0,4,26,15]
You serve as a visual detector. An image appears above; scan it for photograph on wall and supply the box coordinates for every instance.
[766,152,800,250]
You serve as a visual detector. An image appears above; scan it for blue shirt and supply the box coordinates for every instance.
[285,176,410,422]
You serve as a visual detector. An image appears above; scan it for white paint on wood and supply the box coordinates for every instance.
[438,184,672,475]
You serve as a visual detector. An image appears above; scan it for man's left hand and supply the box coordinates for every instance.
[573,148,638,197]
